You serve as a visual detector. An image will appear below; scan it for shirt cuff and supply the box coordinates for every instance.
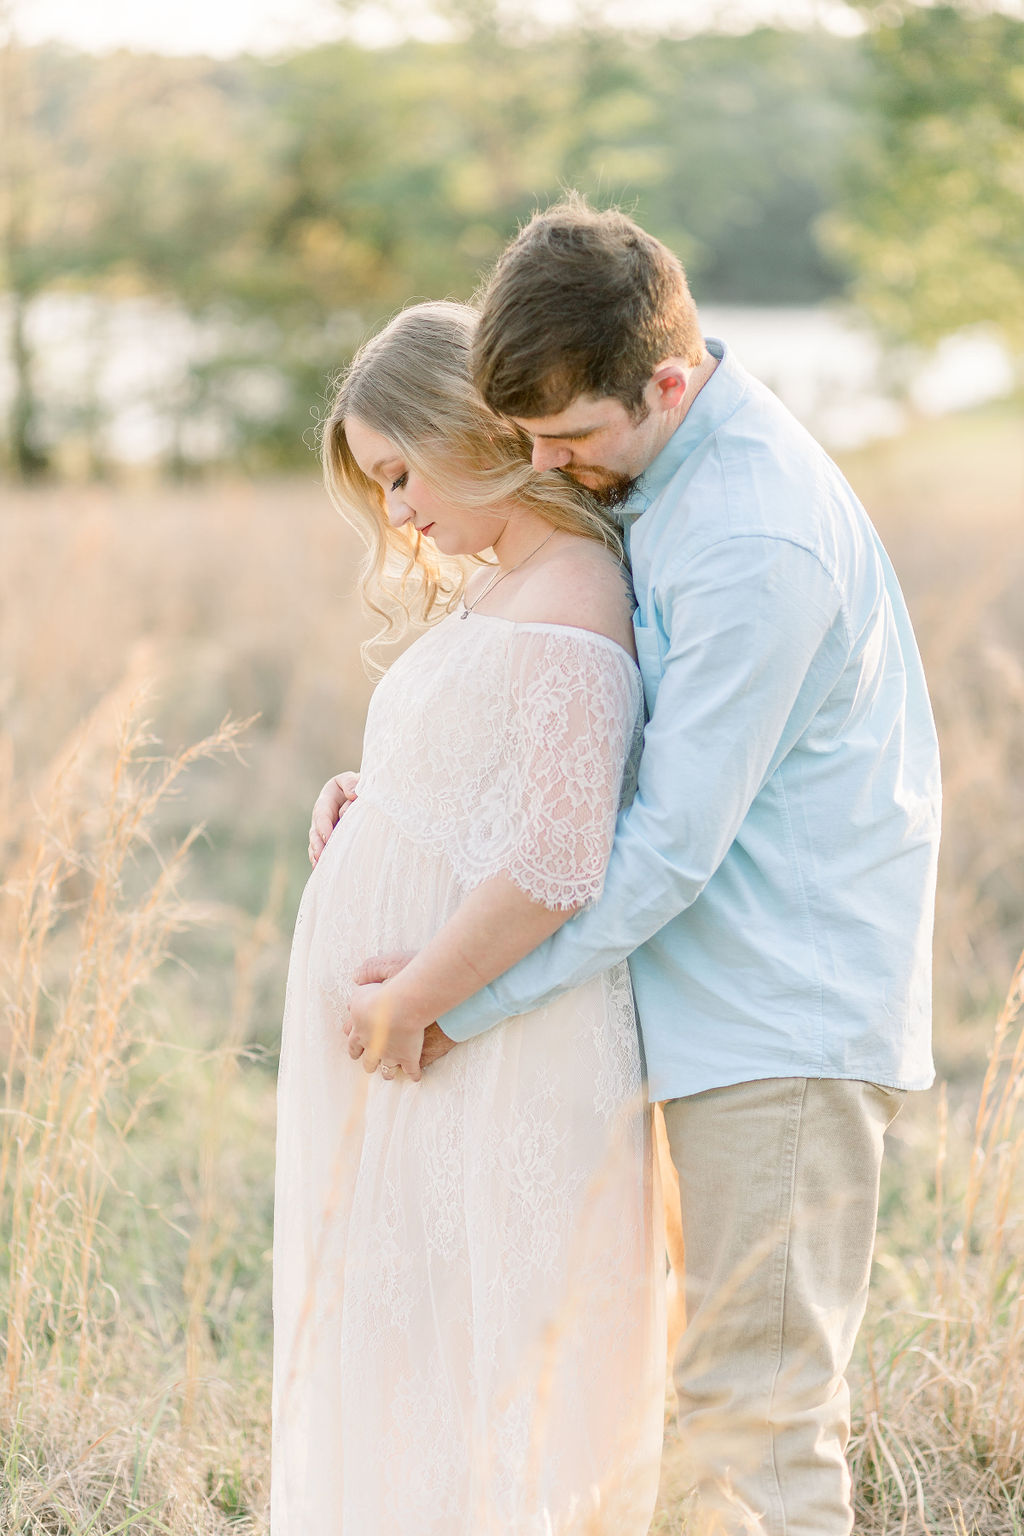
[439,983,507,1043]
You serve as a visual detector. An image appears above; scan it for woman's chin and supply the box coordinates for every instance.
[431,535,490,560]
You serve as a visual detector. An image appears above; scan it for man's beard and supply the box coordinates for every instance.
[561,465,638,510]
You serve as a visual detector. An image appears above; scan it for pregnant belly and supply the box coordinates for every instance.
[300,800,465,1006]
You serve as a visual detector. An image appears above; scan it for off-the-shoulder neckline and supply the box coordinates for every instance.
[455,605,639,669]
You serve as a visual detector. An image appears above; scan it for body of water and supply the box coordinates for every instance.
[0,293,1016,467]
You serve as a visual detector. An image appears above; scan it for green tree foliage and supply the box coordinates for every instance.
[1,41,122,472]
[3,21,860,474]
[630,28,860,302]
[824,1,1024,349]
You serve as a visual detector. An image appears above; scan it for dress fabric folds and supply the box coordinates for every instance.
[272,610,664,1536]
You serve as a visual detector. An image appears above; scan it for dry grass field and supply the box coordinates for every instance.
[1,399,1023,1533]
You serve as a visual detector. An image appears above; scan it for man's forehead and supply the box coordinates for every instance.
[512,395,627,439]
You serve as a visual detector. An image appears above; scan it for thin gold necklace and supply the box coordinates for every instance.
[460,529,557,619]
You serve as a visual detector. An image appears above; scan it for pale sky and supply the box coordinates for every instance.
[10,0,866,56]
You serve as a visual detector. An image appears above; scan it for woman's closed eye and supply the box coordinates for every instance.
[390,472,408,493]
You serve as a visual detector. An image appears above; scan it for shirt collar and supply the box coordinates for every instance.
[619,337,747,521]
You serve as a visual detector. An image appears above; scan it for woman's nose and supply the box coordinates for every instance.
[387,498,414,528]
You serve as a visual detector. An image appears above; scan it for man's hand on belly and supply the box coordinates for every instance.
[420,1022,457,1069]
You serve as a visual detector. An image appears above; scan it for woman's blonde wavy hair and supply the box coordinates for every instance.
[321,300,623,669]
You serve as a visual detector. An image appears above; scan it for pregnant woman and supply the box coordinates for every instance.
[271,302,664,1535]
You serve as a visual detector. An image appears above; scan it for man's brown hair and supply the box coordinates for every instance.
[472,193,705,420]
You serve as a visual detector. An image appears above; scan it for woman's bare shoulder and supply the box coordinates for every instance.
[509,537,636,656]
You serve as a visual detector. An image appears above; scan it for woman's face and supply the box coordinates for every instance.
[345,416,509,558]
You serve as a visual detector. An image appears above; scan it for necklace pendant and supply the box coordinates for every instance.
[461,608,470,619]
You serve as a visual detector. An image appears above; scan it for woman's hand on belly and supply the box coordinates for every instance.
[345,980,429,1079]
[348,953,458,1077]
[309,770,359,865]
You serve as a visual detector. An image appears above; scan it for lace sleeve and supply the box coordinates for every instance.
[499,627,643,911]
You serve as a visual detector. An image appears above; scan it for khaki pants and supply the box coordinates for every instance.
[661,1077,905,1536]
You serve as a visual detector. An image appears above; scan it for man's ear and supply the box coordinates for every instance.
[649,359,690,412]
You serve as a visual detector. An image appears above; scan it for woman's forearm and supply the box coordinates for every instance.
[380,875,579,1028]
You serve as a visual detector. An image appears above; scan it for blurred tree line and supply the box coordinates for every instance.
[824,0,1024,351]
[1,0,1021,478]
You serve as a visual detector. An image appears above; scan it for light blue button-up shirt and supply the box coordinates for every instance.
[441,338,941,1101]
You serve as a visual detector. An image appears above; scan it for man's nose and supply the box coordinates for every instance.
[531,439,571,473]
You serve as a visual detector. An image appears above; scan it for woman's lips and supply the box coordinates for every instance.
[417,523,435,536]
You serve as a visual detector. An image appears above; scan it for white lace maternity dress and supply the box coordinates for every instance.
[272,609,664,1536]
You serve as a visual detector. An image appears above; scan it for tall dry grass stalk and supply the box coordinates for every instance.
[849,945,1024,1536]
[0,681,250,1402]
[181,860,286,1432]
